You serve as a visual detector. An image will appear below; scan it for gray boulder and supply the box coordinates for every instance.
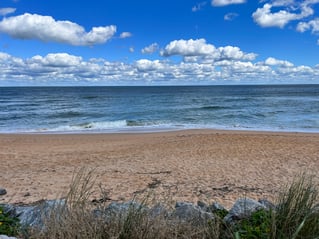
[0,235,18,239]
[93,201,148,222]
[14,199,66,229]
[105,201,146,216]
[172,202,214,225]
[210,202,227,212]
[258,199,276,211]
[197,201,209,211]
[149,203,169,218]
[224,198,266,224]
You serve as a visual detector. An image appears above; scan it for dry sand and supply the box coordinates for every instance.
[0,130,318,208]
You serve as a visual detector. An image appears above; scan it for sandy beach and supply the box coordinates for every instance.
[0,130,318,208]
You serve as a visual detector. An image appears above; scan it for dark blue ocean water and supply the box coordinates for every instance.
[0,85,318,133]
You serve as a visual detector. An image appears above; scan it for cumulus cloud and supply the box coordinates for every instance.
[119,32,132,38]
[135,59,165,71]
[0,13,116,46]
[160,39,217,57]
[0,44,318,85]
[264,57,294,67]
[297,18,319,33]
[212,0,246,7]
[253,4,303,28]
[141,43,159,54]
[218,46,257,61]
[252,2,316,28]
[28,53,82,67]
[0,8,16,16]
[161,39,257,62]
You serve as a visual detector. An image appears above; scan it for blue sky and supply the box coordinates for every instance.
[0,0,319,85]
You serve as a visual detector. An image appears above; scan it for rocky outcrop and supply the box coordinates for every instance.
[0,197,275,236]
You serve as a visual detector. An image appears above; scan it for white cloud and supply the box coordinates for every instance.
[119,32,132,39]
[192,2,207,12]
[297,18,319,33]
[0,8,16,16]
[0,52,11,60]
[0,13,116,46]
[253,4,302,28]
[252,2,316,28]
[212,0,246,7]
[160,39,217,57]
[0,46,318,85]
[28,53,82,67]
[224,12,239,21]
[271,0,295,7]
[135,59,165,71]
[129,47,135,53]
[218,46,257,61]
[141,43,159,54]
[264,57,294,67]
[161,39,257,62]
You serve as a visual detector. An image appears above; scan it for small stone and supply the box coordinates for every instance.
[24,192,31,197]
[0,188,7,196]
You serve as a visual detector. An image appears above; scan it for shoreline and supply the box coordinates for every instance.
[1,126,319,136]
[1,129,318,208]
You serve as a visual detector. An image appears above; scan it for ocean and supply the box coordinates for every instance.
[0,85,318,133]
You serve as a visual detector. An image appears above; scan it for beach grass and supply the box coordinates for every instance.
[18,169,319,239]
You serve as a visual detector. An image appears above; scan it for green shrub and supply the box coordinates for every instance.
[234,209,272,239]
[0,205,20,236]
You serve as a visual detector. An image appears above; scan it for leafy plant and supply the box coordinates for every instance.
[0,205,20,236]
[234,209,272,239]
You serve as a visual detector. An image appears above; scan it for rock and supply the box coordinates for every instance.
[172,202,214,225]
[23,192,31,197]
[14,199,66,229]
[106,201,146,215]
[94,200,148,221]
[0,235,18,239]
[0,204,16,217]
[210,202,227,212]
[149,204,168,218]
[224,198,266,224]
[0,188,7,196]
[197,200,209,211]
[258,199,276,210]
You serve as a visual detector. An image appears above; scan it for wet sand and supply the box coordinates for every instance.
[0,130,318,208]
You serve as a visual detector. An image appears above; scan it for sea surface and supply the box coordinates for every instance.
[0,85,318,133]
